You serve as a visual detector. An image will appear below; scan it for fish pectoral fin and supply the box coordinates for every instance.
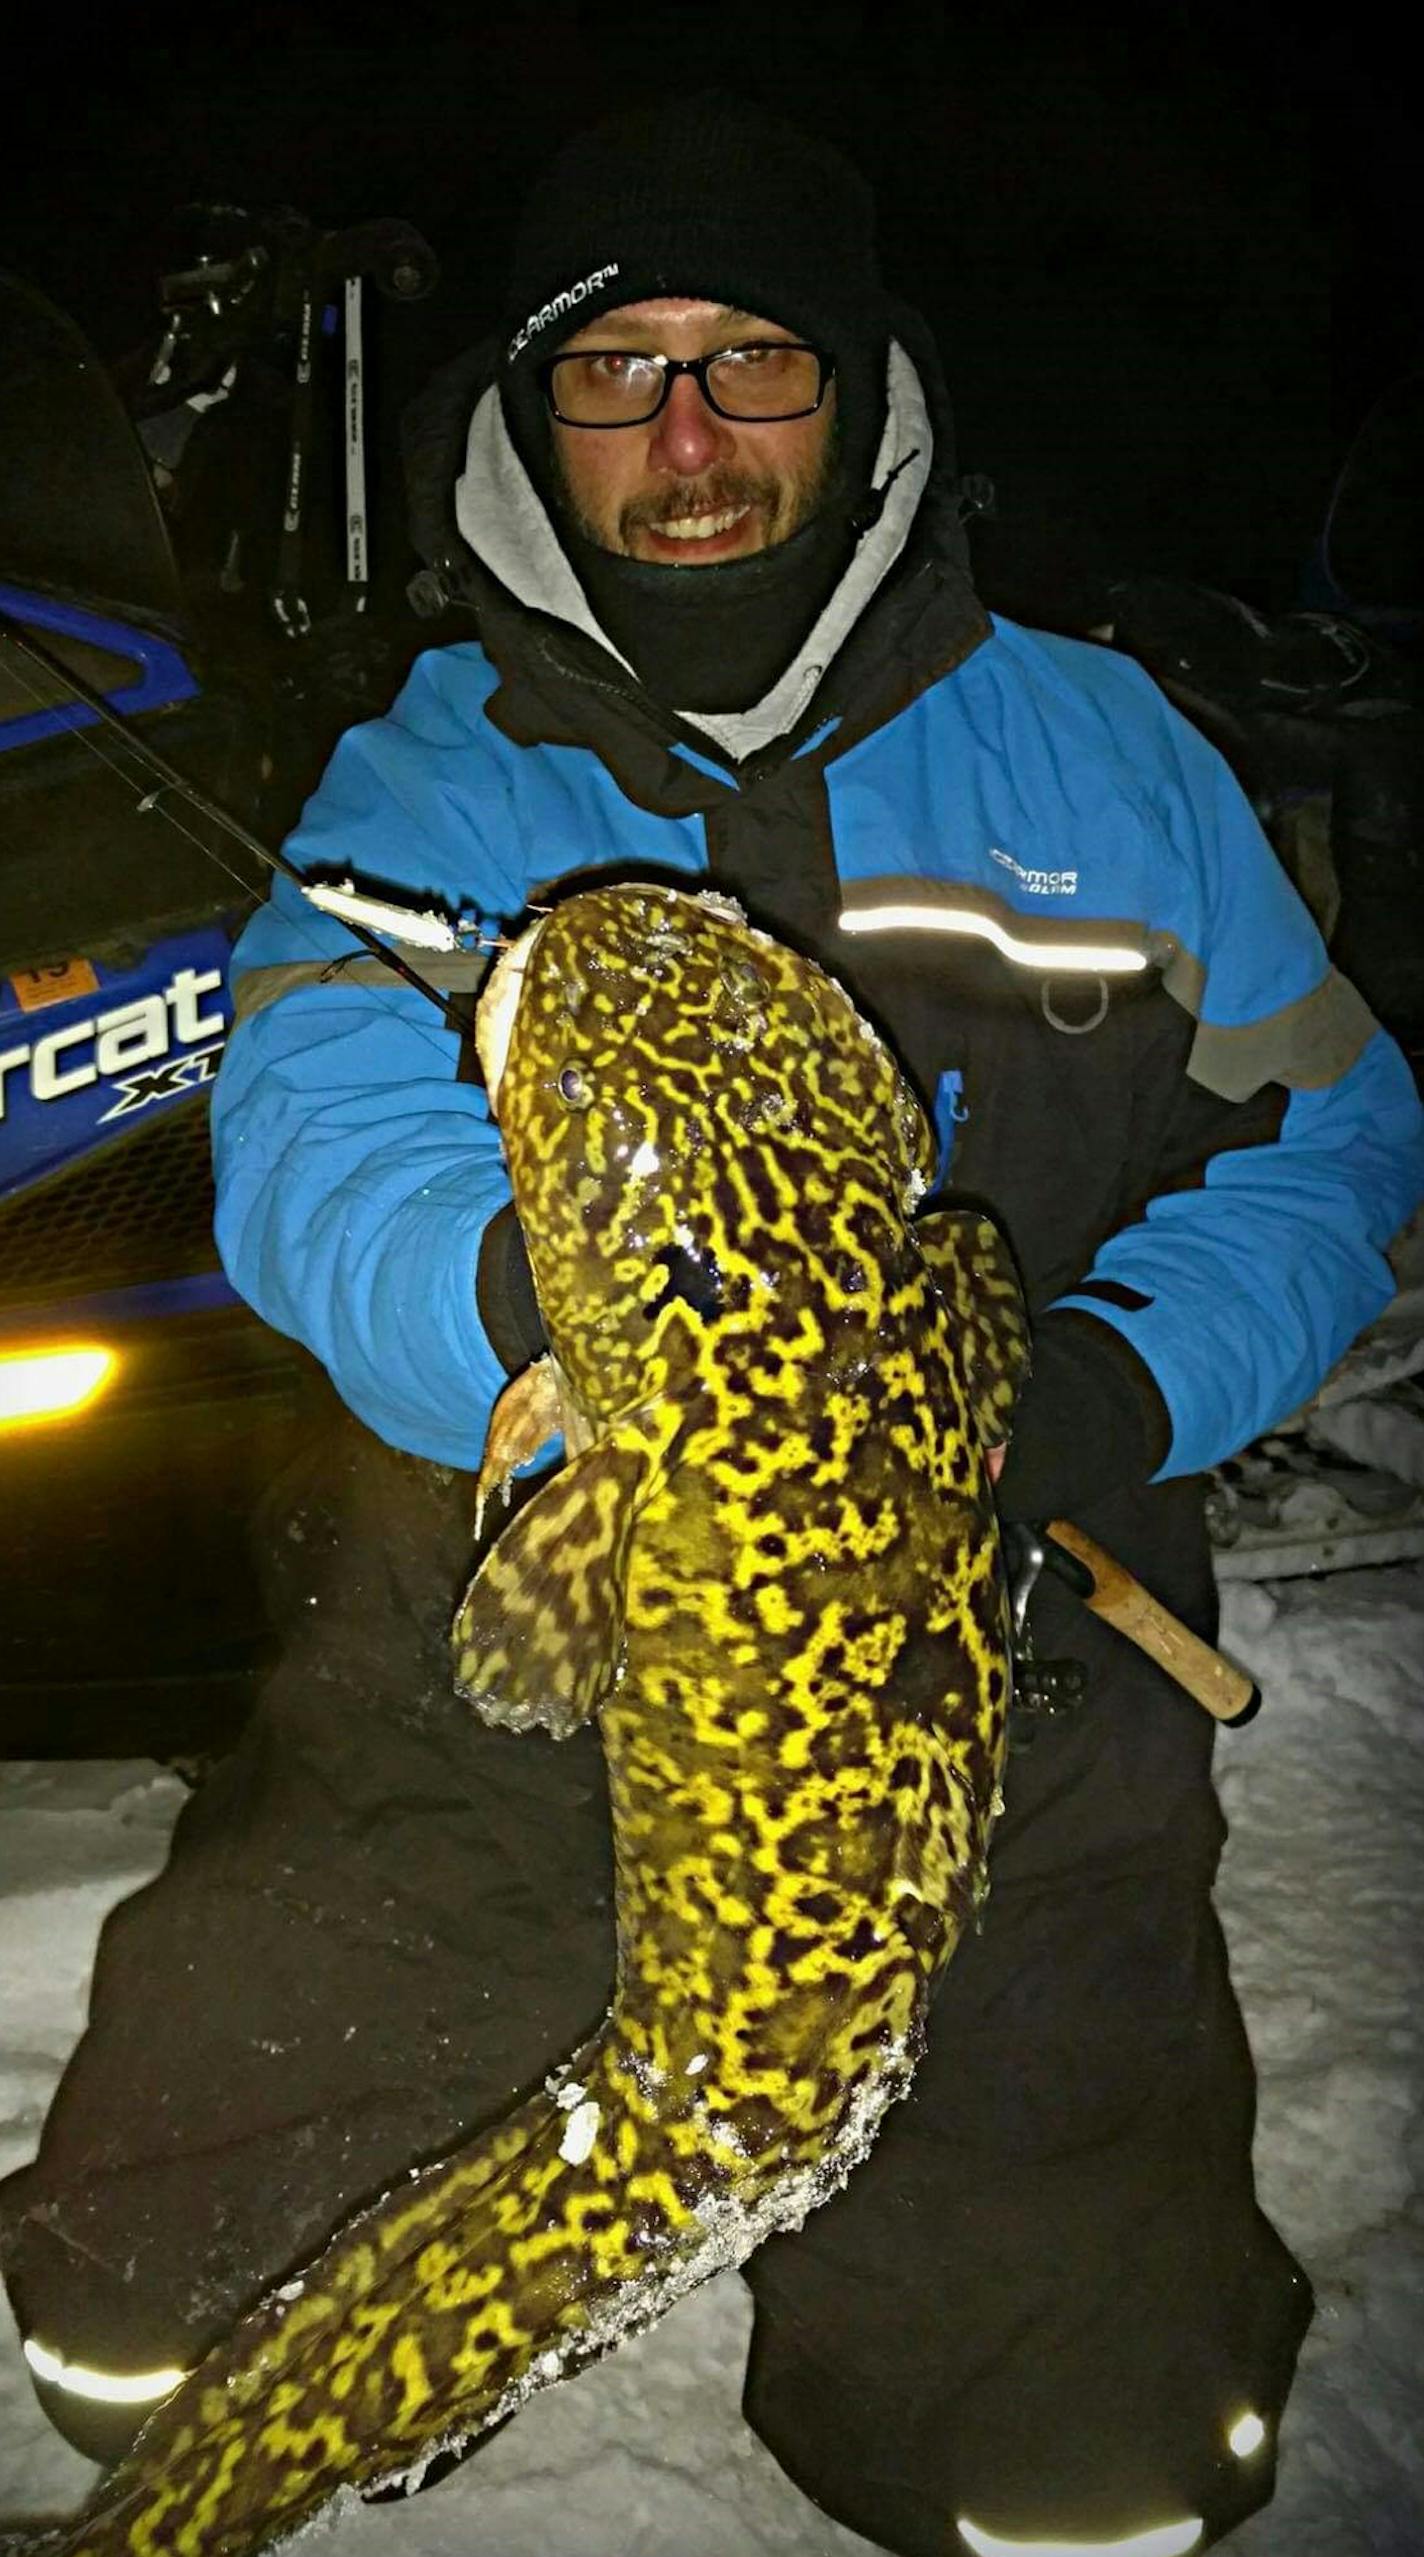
[474,1355,591,1535]
[452,1436,647,1736]
[914,1202,1031,1446]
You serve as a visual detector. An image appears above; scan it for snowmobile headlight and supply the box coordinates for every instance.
[0,1343,117,1427]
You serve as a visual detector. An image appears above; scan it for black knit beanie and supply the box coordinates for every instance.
[496,95,897,712]
[501,93,889,388]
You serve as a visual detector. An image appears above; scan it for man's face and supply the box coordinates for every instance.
[548,298,838,566]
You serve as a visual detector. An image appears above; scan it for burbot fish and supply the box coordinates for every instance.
[21,882,1027,2554]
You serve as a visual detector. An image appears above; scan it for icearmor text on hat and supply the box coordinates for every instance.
[508,264,622,361]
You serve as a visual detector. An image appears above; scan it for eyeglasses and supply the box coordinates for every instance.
[538,341,834,428]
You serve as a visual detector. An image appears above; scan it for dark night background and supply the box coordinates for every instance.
[5,0,1418,629]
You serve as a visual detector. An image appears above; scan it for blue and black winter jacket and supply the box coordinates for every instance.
[211,338,1423,1524]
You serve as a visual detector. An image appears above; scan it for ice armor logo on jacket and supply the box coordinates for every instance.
[989,846,1080,897]
[508,264,622,361]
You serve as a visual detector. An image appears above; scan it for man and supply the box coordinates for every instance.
[4,94,1421,2555]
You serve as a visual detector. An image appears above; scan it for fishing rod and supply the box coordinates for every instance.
[0,608,475,1030]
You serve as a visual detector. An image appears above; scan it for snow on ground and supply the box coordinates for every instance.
[1,1565,1421,2554]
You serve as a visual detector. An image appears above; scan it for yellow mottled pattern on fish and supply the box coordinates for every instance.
[42,886,1026,2555]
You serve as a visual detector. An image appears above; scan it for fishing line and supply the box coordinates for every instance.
[0,618,486,1076]
[2,653,270,903]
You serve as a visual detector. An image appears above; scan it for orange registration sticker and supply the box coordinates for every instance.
[8,958,102,1012]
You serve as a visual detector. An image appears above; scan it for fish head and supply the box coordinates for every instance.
[480,884,934,1417]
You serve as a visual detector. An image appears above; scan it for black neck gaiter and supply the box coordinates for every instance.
[560,502,861,715]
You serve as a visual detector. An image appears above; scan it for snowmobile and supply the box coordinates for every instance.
[0,210,441,1757]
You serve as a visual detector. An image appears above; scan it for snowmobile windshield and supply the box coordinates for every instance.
[0,272,183,627]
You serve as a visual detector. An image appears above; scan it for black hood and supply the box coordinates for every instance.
[400,301,988,777]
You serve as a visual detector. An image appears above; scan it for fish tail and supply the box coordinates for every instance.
[40,2015,902,2557]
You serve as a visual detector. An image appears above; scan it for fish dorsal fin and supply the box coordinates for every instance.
[914,1203,1032,1446]
[452,1434,648,1737]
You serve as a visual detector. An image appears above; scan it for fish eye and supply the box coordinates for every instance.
[556,1063,592,1109]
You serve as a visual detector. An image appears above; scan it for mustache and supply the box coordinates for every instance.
[621,472,780,534]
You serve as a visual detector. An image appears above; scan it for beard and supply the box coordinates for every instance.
[556,425,845,558]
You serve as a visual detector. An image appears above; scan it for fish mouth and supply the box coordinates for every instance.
[476,917,546,1112]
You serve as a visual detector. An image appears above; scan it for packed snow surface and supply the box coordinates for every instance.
[1,1567,1420,2554]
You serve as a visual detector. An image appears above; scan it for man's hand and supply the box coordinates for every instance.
[992,1308,1171,1523]
[477,1203,546,1375]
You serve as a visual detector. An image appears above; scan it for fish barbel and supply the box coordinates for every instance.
[26,883,1028,2554]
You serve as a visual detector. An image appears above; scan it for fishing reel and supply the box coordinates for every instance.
[1001,1521,1090,1751]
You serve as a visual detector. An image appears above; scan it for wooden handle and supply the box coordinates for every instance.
[1045,1518,1261,1725]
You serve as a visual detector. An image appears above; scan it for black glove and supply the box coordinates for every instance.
[476,1203,546,1375]
[993,1306,1172,1524]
